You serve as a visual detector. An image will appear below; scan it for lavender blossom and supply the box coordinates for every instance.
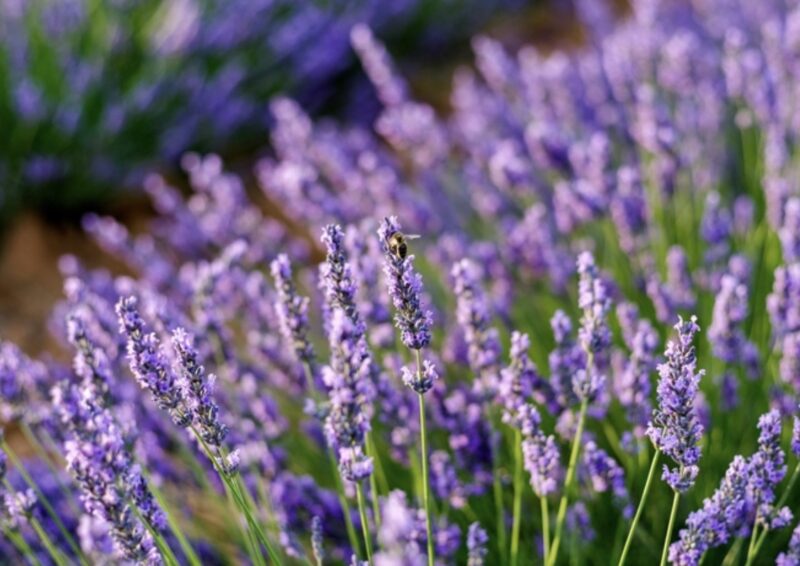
[499,331,548,425]
[271,254,317,375]
[171,328,228,447]
[467,522,488,566]
[116,296,190,428]
[614,309,658,436]
[574,251,610,401]
[647,316,705,493]
[669,456,751,565]
[321,224,363,330]
[522,420,562,498]
[708,273,759,374]
[54,382,163,564]
[793,417,800,457]
[452,259,502,396]
[378,216,433,351]
[549,310,584,410]
[749,410,790,530]
[582,441,631,517]
[323,309,374,482]
[780,197,800,263]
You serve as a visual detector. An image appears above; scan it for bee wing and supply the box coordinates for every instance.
[405,234,422,240]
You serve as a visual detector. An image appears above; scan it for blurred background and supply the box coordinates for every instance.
[0,0,623,354]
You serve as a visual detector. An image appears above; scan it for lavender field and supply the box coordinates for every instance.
[2,0,800,565]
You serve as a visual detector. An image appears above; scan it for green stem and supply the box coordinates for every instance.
[510,428,524,566]
[416,348,435,566]
[721,537,743,566]
[5,526,43,566]
[619,449,661,566]
[744,523,759,566]
[547,398,589,566]
[20,424,82,516]
[29,517,69,566]
[541,496,550,564]
[2,441,88,565]
[146,474,204,566]
[366,432,382,530]
[493,461,508,563]
[660,491,680,566]
[356,482,374,565]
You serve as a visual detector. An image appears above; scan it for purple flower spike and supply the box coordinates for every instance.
[402,360,439,395]
[574,252,610,402]
[792,417,800,457]
[171,328,228,447]
[708,273,758,374]
[467,522,488,566]
[116,296,191,428]
[323,309,374,482]
[311,516,325,564]
[271,253,317,373]
[647,316,705,493]
[523,426,562,498]
[499,331,548,425]
[614,306,658,436]
[378,216,433,352]
[452,259,502,396]
[321,224,363,329]
[669,455,751,566]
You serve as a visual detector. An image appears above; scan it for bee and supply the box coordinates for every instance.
[388,231,421,259]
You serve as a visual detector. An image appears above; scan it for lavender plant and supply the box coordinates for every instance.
[5,1,800,564]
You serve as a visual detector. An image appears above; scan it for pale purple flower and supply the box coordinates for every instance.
[311,515,324,564]
[582,440,631,517]
[575,251,610,401]
[523,425,562,498]
[614,306,658,436]
[499,331,549,425]
[647,316,705,493]
[549,310,584,410]
[780,197,800,263]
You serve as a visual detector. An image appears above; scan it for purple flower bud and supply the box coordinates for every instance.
[523,424,562,498]
[793,417,800,457]
[708,273,758,375]
[780,197,800,263]
[647,316,705,493]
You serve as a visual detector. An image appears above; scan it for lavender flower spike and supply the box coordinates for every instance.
[323,309,374,482]
[574,251,610,401]
[116,296,191,428]
[647,316,705,493]
[321,224,363,329]
[271,253,317,374]
[467,522,489,566]
[378,216,433,351]
[452,258,502,396]
[171,328,229,447]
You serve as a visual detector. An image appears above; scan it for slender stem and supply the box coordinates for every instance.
[20,423,82,516]
[660,491,680,566]
[146,474,204,566]
[366,432,382,530]
[619,449,662,566]
[356,482,374,565]
[721,537,743,566]
[418,391,435,566]
[547,398,589,566]
[2,441,88,565]
[541,496,550,564]
[416,349,435,566]
[493,463,508,563]
[511,428,524,566]
[744,523,759,566]
[29,516,69,566]
[5,526,43,566]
